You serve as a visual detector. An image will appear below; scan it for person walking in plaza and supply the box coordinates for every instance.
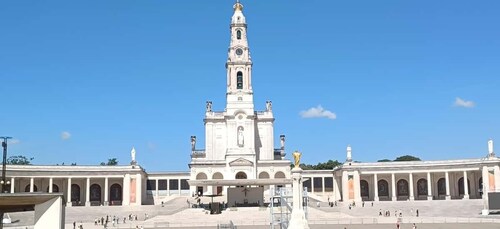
[412,223,417,229]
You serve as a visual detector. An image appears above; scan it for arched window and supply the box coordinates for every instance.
[71,184,81,202]
[24,184,38,192]
[237,71,243,89]
[90,184,102,202]
[110,183,122,204]
[458,177,470,195]
[46,184,59,193]
[360,180,369,198]
[236,30,242,40]
[259,172,270,179]
[274,171,286,179]
[235,172,247,179]
[417,179,428,196]
[397,179,409,196]
[437,178,446,195]
[377,180,389,197]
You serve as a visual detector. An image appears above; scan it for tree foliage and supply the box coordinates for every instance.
[7,155,34,165]
[377,159,392,162]
[394,155,421,161]
[100,158,118,166]
[296,160,342,170]
[378,155,421,162]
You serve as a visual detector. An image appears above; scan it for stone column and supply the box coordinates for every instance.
[85,178,90,206]
[341,171,348,201]
[67,178,72,206]
[333,175,340,201]
[30,178,34,192]
[463,171,469,199]
[10,177,15,193]
[409,173,414,201]
[322,177,325,194]
[136,174,142,205]
[178,179,181,195]
[104,177,109,205]
[495,166,500,192]
[49,178,53,193]
[155,179,159,201]
[123,174,131,206]
[427,172,432,200]
[445,172,451,200]
[353,171,361,202]
[373,174,379,201]
[311,177,315,193]
[482,166,489,201]
[391,173,397,201]
[167,179,170,196]
[288,168,310,229]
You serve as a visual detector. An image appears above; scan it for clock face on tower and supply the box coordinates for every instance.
[236,48,243,56]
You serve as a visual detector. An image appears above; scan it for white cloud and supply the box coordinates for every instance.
[61,131,71,140]
[299,105,337,120]
[454,97,475,108]
[10,139,20,144]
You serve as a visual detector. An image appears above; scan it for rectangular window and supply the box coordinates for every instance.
[146,180,156,190]
[169,179,179,190]
[181,179,190,190]
[158,180,168,190]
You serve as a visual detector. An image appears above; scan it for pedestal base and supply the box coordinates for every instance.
[288,209,310,229]
[445,195,451,200]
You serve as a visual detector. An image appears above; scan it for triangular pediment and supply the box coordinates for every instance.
[229,158,254,166]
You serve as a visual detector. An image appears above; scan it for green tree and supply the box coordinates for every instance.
[100,158,118,166]
[394,155,421,161]
[297,159,342,170]
[7,155,34,165]
[377,159,392,162]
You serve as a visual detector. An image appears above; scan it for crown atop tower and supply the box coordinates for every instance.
[233,0,243,12]
[231,1,246,25]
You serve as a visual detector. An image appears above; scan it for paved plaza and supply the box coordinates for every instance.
[3,197,500,228]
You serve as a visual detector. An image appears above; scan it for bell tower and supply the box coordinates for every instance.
[226,0,254,114]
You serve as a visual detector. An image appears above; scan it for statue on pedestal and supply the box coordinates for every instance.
[130,147,136,165]
[266,101,272,111]
[191,136,196,151]
[206,101,212,112]
[488,139,495,157]
[293,151,302,169]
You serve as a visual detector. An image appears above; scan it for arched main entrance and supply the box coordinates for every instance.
[110,183,122,205]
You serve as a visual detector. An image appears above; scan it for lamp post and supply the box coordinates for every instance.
[0,136,11,229]
[1,137,12,193]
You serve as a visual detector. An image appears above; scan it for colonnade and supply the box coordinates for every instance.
[3,174,143,206]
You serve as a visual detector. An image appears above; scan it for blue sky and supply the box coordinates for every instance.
[1,0,499,171]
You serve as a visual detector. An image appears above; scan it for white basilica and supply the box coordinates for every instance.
[1,1,500,208]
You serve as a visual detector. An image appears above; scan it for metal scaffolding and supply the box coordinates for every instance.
[269,187,308,229]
